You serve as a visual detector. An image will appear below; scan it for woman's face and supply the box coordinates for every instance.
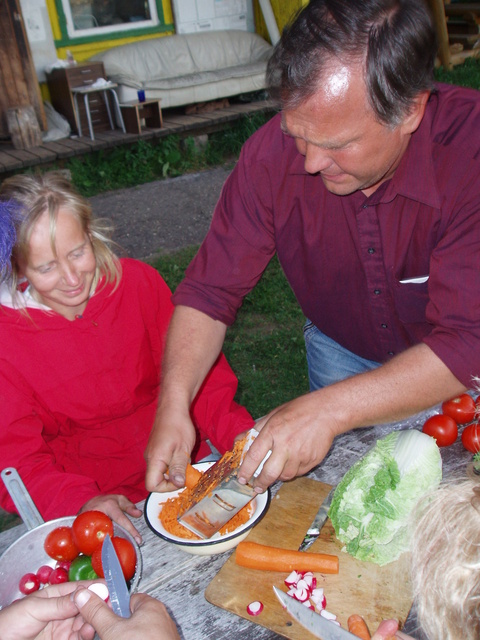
[21,207,97,320]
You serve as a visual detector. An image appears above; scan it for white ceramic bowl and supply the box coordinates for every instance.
[144,462,270,555]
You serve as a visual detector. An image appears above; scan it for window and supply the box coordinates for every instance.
[59,0,163,39]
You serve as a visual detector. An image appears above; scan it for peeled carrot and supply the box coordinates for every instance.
[235,541,339,574]
[185,463,202,489]
[348,614,371,640]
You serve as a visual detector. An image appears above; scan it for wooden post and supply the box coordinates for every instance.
[6,106,42,149]
[428,0,453,69]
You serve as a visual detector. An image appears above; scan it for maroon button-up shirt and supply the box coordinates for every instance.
[173,83,480,388]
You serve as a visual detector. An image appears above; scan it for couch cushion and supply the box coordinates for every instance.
[91,30,272,88]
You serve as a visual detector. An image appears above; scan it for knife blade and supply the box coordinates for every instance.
[101,534,131,618]
[273,586,358,640]
[298,487,335,551]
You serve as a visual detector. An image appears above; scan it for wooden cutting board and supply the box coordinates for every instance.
[205,478,412,639]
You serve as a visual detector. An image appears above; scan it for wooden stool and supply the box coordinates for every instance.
[120,99,163,134]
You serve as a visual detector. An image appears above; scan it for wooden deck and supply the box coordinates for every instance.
[0,99,275,177]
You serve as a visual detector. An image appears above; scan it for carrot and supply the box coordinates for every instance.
[347,614,371,640]
[235,541,339,574]
[185,463,202,489]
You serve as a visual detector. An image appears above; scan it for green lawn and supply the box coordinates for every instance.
[151,248,309,419]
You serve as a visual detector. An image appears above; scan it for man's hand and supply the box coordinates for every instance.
[238,391,339,492]
[239,344,466,492]
[0,581,99,640]
[145,305,227,492]
[144,403,197,492]
[73,587,180,640]
[80,495,143,545]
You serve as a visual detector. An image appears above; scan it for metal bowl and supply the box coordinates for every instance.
[0,469,142,610]
[0,516,142,609]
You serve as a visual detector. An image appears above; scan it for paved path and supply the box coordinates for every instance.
[90,165,233,261]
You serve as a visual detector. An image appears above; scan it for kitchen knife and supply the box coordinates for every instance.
[298,487,335,551]
[178,428,271,539]
[101,534,131,618]
[273,586,359,640]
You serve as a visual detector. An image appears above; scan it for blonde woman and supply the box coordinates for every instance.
[0,173,254,542]
[372,476,480,640]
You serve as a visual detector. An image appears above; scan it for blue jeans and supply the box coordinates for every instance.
[303,321,380,391]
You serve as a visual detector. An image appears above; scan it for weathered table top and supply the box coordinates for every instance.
[0,411,471,639]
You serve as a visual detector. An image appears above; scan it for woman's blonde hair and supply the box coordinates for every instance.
[410,476,480,640]
[0,172,121,299]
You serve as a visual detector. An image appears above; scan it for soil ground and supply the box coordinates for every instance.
[90,164,233,261]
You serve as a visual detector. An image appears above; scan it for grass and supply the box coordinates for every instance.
[150,248,309,417]
[435,56,480,89]
[63,111,274,198]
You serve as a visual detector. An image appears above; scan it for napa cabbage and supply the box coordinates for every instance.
[329,429,442,566]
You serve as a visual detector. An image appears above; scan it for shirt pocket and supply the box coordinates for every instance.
[393,279,429,324]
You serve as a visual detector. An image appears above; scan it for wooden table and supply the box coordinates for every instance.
[0,412,470,639]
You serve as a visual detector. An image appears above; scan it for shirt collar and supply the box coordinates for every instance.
[383,95,441,209]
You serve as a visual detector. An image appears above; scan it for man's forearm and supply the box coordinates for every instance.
[159,305,228,407]
[334,342,467,433]
[241,343,468,491]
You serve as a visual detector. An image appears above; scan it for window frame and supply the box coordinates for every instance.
[53,0,172,46]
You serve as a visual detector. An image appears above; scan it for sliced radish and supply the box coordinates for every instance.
[88,583,109,601]
[296,578,309,591]
[247,601,264,616]
[311,588,326,610]
[302,572,316,589]
[302,600,315,610]
[320,609,337,620]
[287,587,297,597]
[284,570,300,586]
[292,587,309,602]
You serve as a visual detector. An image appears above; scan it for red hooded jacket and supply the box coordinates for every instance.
[0,259,254,519]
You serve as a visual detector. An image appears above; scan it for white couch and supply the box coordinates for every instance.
[90,30,273,108]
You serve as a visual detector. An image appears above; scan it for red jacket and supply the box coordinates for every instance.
[0,259,253,520]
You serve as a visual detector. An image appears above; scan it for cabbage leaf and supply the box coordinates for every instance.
[329,429,442,565]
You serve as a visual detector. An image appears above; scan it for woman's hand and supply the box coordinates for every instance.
[80,495,142,545]
[73,587,181,640]
[0,581,100,640]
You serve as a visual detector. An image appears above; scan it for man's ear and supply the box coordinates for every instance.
[401,90,430,135]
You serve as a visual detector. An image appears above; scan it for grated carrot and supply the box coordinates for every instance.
[159,483,254,539]
[159,438,255,540]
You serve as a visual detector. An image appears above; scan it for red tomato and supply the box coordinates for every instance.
[422,414,458,447]
[91,536,136,581]
[72,511,114,555]
[441,393,476,425]
[44,526,79,561]
[461,423,480,453]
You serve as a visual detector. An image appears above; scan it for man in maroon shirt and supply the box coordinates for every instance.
[145,0,480,494]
